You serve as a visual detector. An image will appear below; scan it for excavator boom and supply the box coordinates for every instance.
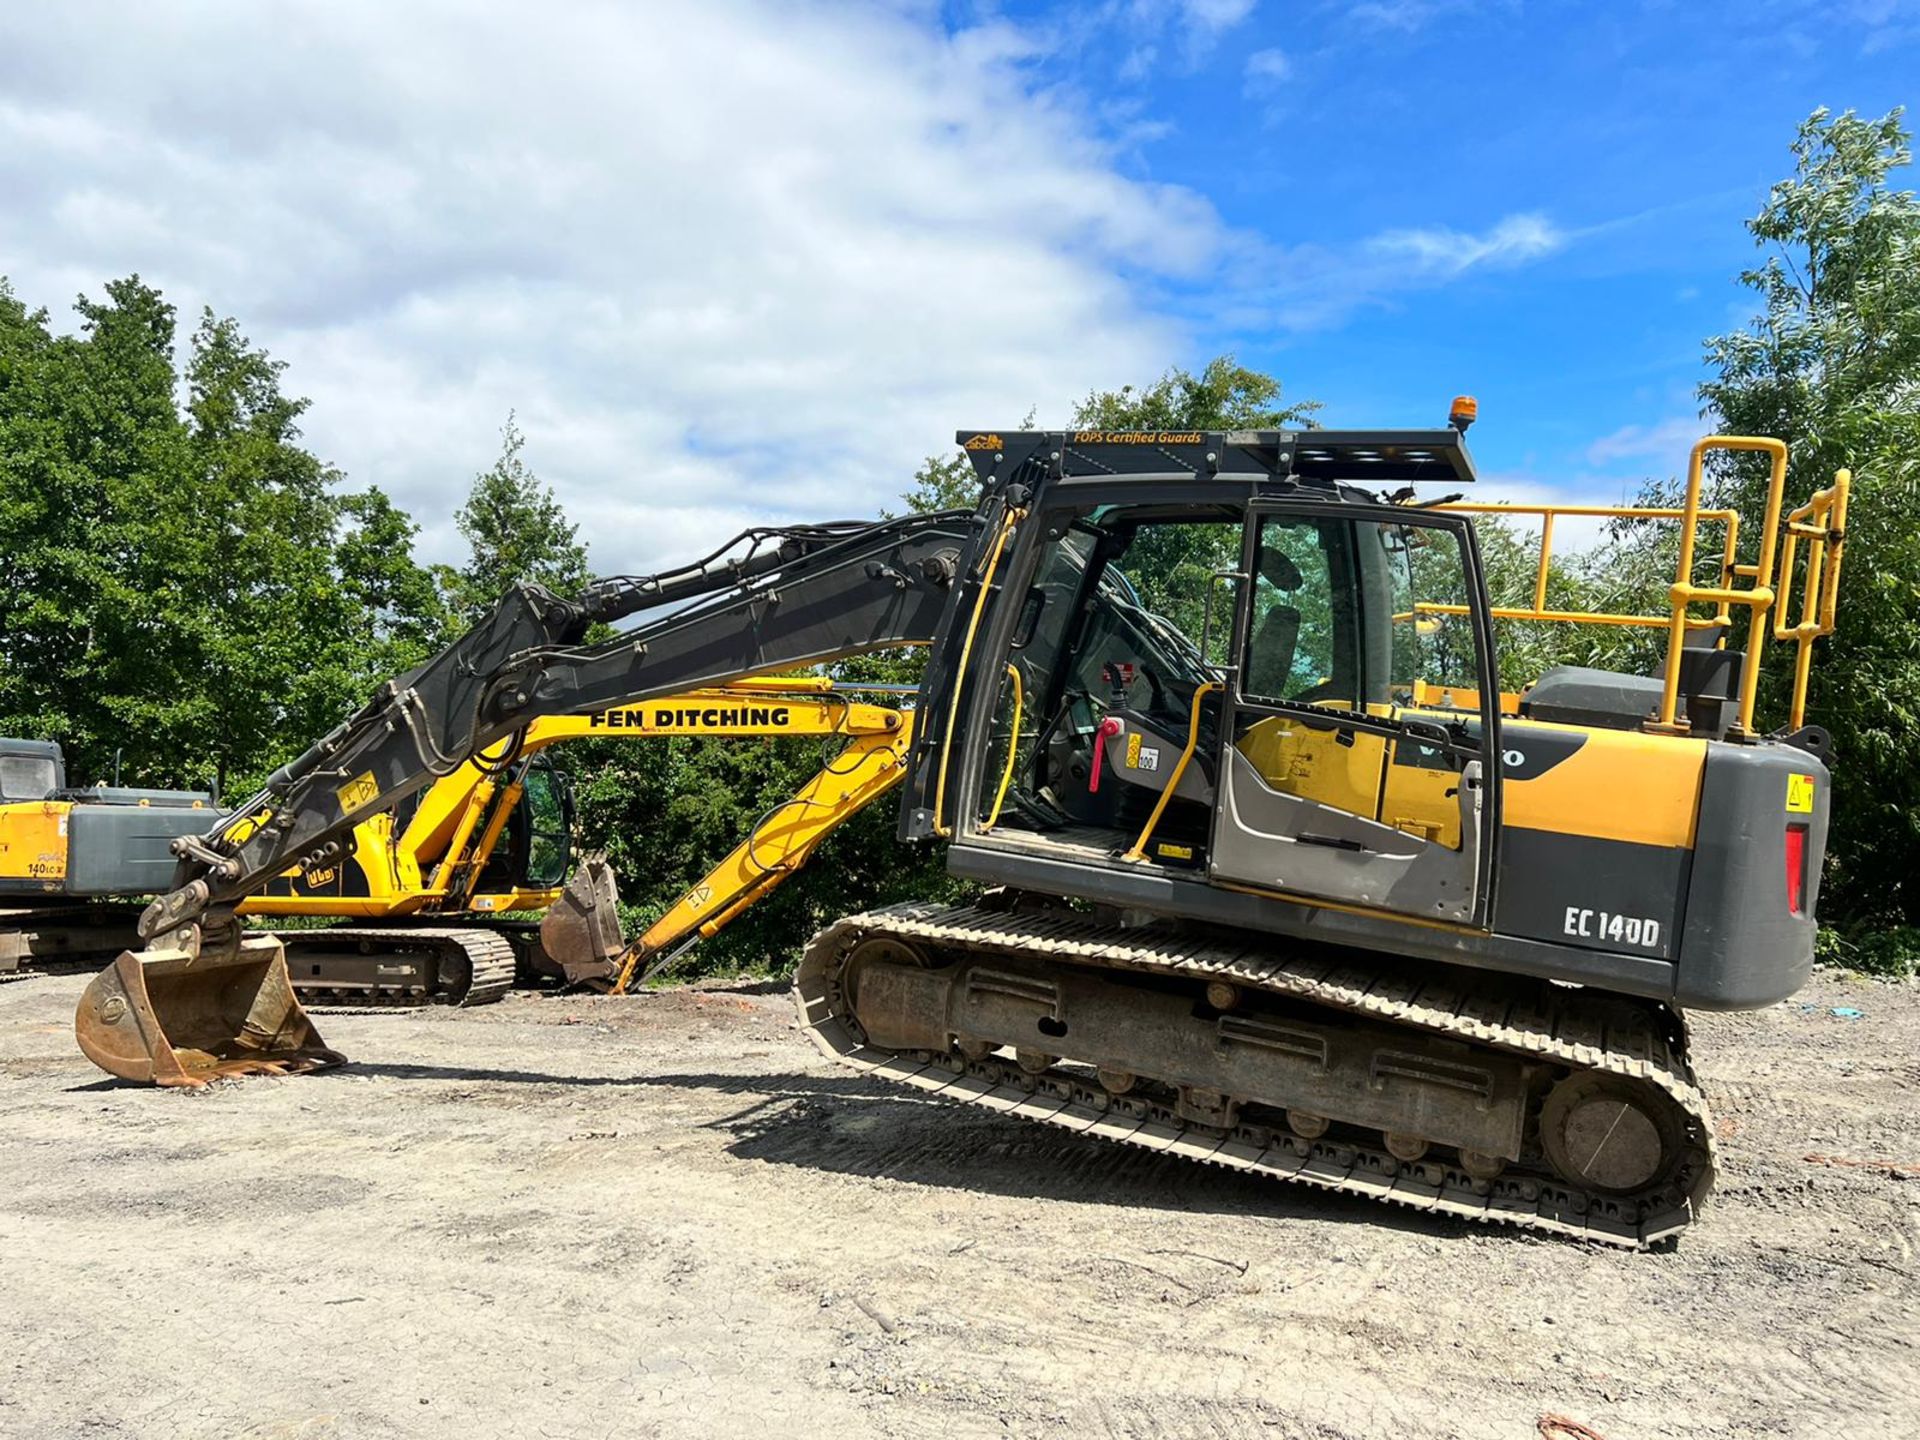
[77,511,978,1082]
[607,710,916,990]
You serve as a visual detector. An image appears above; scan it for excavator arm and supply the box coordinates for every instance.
[76,512,980,1084]
[145,514,971,940]
[603,709,916,992]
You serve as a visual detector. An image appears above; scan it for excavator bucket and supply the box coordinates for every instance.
[537,853,627,988]
[75,933,343,1087]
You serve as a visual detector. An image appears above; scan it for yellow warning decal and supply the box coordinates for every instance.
[1125,732,1143,769]
[336,771,380,814]
[1786,773,1816,814]
[1155,842,1194,860]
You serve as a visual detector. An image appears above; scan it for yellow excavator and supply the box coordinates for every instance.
[241,676,912,1004]
[4,679,911,1003]
[76,415,1850,1247]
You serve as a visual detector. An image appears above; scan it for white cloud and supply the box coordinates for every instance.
[1216,211,1569,331]
[1104,0,1258,68]
[1368,214,1567,278]
[1243,46,1293,93]
[1340,0,1502,35]
[1182,0,1261,33]
[1586,416,1709,467]
[0,0,1573,580]
[0,1,1230,574]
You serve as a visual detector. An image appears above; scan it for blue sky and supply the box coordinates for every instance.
[0,1,1913,568]
[975,0,1917,499]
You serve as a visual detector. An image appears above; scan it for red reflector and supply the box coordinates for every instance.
[1784,824,1808,915]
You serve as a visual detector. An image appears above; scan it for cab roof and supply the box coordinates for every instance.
[957,427,1477,489]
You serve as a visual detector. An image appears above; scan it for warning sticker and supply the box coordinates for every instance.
[1786,773,1816,814]
[336,771,380,814]
[1125,732,1143,769]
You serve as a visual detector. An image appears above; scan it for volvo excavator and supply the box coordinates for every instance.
[74,412,1850,1247]
[5,680,910,1003]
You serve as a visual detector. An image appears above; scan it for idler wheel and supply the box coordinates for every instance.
[840,937,930,1009]
[1539,1073,1682,1196]
[1096,1067,1137,1095]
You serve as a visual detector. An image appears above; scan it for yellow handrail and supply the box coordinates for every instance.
[1437,500,1741,633]
[1123,682,1223,863]
[981,663,1024,833]
[1423,438,1846,738]
[1658,437,1787,734]
[1771,469,1850,729]
[932,505,1023,838]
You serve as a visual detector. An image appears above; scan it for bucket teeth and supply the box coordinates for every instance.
[75,934,344,1087]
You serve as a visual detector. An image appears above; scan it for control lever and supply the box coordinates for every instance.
[1088,717,1124,793]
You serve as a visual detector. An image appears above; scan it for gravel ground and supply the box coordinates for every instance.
[2,965,1916,1440]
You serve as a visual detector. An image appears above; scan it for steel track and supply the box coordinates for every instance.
[795,902,1716,1248]
[281,926,518,1009]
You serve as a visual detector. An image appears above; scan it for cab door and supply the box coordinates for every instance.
[1207,501,1500,927]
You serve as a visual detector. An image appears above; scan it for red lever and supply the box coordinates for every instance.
[1089,717,1124,793]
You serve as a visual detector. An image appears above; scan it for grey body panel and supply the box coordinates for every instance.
[1520,665,1664,730]
[63,803,228,896]
[55,786,216,808]
[951,726,1823,1011]
[1675,742,1827,1007]
[948,837,1679,1001]
[1493,828,1689,962]
[1209,749,1483,924]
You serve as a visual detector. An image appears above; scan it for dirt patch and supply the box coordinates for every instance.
[3,971,1916,1438]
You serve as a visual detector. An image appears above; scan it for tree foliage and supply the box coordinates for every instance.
[440,413,592,623]
[0,277,442,793]
[1072,355,1319,433]
[1699,106,1920,944]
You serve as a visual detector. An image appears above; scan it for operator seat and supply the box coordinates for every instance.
[1243,550,1304,699]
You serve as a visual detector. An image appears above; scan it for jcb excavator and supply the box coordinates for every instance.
[243,677,912,1004]
[75,412,1849,1247]
[5,680,910,1003]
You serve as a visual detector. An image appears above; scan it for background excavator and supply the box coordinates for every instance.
[4,679,911,1003]
[75,412,1849,1247]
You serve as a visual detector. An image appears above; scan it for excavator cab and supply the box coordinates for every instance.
[920,436,1501,933]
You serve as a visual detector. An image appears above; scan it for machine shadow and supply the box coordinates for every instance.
[334,1058,1476,1239]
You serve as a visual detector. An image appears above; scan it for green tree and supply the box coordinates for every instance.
[1071,354,1319,432]
[440,414,591,623]
[1069,356,1320,639]
[0,278,446,795]
[1699,107,1920,947]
